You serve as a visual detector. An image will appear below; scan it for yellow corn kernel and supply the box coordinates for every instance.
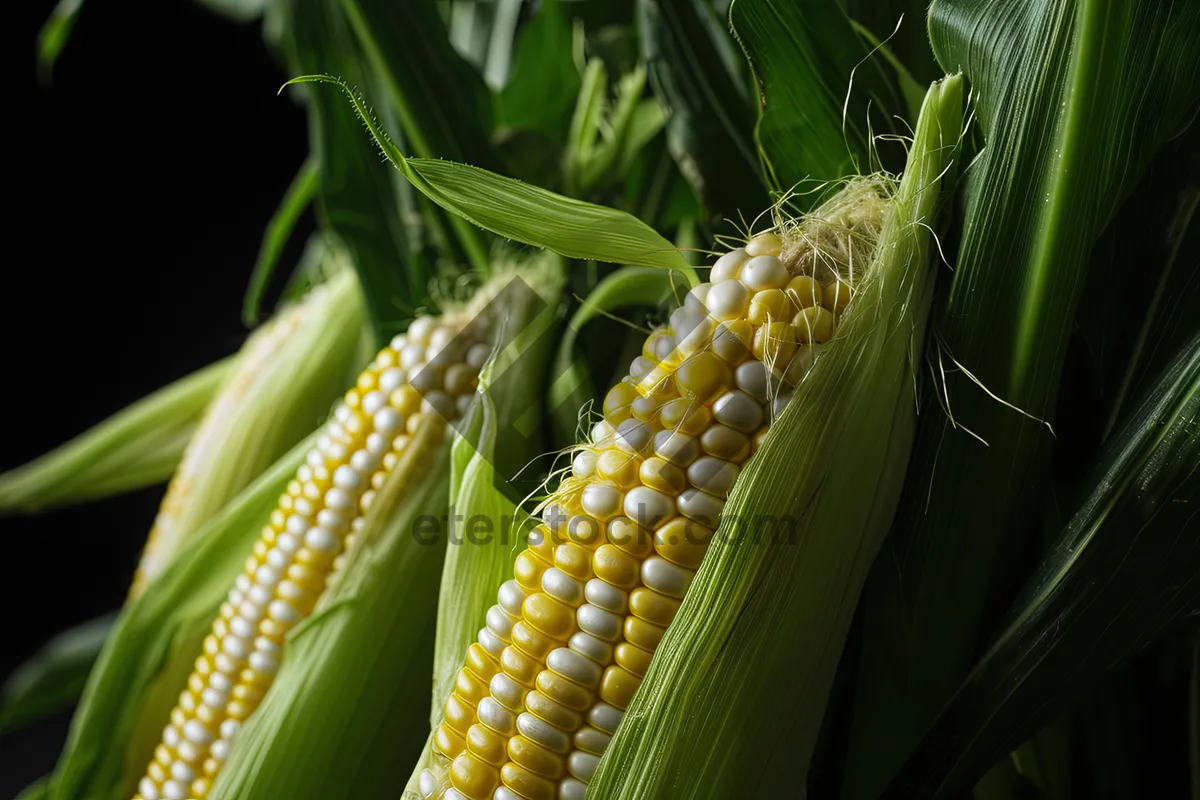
[794,305,836,344]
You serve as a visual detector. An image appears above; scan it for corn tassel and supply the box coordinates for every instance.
[131,294,498,800]
[416,181,889,800]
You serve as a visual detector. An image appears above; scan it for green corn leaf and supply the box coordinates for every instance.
[0,359,231,515]
[339,0,495,166]
[287,74,692,272]
[1073,144,1198,439]
[243,155,320,326]
[281,0,438,342]
[728,0,908,196]
[548,266,686,445]
[881,333,1199,798]
[337,0,498,271]
[588,73,963,798]
[846,2,1200,794]
[1,613,117,735]
[637,0,768,228]
[49,435,316,800]
[36,0,84,82]
[400,263,566,797]
[497,0,581,145]
[482,0,526,89]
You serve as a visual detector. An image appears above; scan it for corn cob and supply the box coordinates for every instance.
[418,191,883,800]
[131,302,495,800]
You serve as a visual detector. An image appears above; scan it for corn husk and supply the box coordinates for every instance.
[130,266,366,595]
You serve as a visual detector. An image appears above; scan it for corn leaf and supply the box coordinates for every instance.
[846,2,1200,794]
[339,0,495,167]
[289,74,692,272]
[281,0,437,342]
[243,155,320,325]
[209,421,451,800]
[0,358,231,515]
[1073,144,1198,438]
[588,74,963,798]
[728,0,907,195]
[636,0,768,228]
[883,333,1199,798]
[496,0,581,145]
[48,435,315,800]
[1,613,117,735]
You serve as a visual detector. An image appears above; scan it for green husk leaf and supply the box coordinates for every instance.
[847,1,1200,793]
[49,435,316,800]
[287,74,691,271]
[496,0,581,144]
[430,258,566,720]
[0,359,231,515]
[548,266,685,445]
[637,0,768,227]
[588,73,963,797]
[243,155,320,325]
[882,334,1199,798]
[728,0,908,195]
[129,268,366,596]
[401,264,567,797]
[0,613,117,735]
[36,0,84,82]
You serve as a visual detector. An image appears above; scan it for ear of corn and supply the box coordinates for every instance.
[0,357,231,515]
[50,433,316,800]
[204,261,564,800]
[396,73,961,800]
[124,292,498,800]
[131,266,367,596]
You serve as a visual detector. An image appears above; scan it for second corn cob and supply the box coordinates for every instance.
[418,181,887,800]
[130,285,503,800]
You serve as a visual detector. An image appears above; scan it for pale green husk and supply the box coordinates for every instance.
[586,74,964,798]
[131,266,367,595]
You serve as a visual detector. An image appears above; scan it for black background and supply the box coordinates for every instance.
[2,1,310,793]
